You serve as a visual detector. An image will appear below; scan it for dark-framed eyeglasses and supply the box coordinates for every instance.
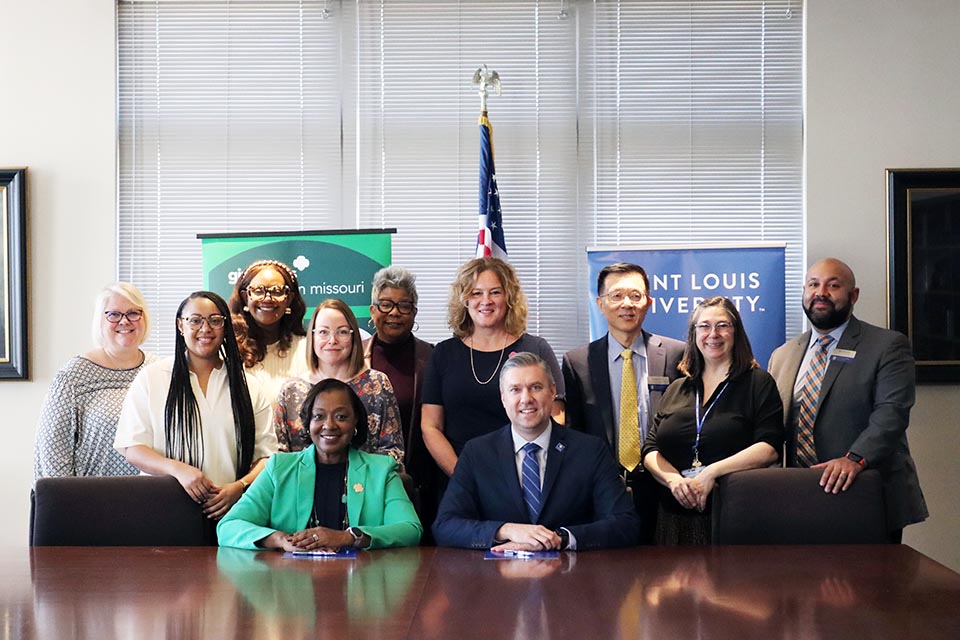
[180,314,227,329]
[600,289,646,304]
[104,310,144,324]
[374,299,416,315]
[246,284,290,301]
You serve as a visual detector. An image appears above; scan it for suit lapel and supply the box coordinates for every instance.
[496,427,529,519]
[817,317,862,415]
[644,331,665,376]
[346,448,367,527]
[297,447,317,528]
[588,336,615,445]
[539,424,566,513]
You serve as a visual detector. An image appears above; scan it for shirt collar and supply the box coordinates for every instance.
[807,317,850,352]
[511,422,553,455]
[607,332,647,364]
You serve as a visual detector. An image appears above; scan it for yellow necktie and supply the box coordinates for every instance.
[619,348,641,472]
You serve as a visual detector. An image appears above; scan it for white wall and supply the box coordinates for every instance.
[0,0,957,573]
[0,0,117,549]
[806,0,960,570]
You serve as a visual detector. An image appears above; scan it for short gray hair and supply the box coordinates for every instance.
[371,265,419,306]
[499,351,555,390]
[92,282,151,347]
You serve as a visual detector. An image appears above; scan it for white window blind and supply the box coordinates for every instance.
[118,0,345,354]
[118,0,803,357]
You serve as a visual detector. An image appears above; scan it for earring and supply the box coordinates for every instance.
[284,308,291,315]
[242,305,249,313]
[413,322,420,332]
[367,318,375,330]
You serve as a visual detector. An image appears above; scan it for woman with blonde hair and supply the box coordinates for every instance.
[35,282,158,480]
[421,257,564,478]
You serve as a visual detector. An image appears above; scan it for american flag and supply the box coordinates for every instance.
[476,111,507,259]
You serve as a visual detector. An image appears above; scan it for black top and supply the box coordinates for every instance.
[422,334,564,455]
[642,367,784,512]
[312,460,347,530]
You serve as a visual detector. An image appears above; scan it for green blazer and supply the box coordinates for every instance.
[217,445,422,550]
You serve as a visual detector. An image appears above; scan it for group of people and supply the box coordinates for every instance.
[34,255,927,552]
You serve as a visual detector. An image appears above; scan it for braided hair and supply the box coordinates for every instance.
[165,291,256,479]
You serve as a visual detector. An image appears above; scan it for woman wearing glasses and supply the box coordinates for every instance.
[34,283,158,480]
[275,299,404,468]
[115,291,278,519]
[228,259,309,400]
[641,296,783,545]
[363,267,434,477]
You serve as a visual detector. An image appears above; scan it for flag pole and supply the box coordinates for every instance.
[472,66,507,260]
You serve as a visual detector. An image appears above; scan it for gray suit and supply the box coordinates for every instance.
[562,331,684,543]
[767,316,928,531]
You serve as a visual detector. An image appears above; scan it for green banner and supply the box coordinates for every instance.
[199,229,394,329]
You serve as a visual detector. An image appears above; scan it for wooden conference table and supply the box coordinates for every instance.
[4,544,959,639]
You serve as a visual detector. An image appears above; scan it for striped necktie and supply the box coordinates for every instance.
[521,442,542,523]
[619,349,641,472]
[796,334,834,467]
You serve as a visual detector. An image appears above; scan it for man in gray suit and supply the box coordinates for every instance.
[562,262,684,543]
[768,258,928,541]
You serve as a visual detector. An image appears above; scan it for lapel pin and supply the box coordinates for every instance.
[555,442,566,452]
[353,483,364,493]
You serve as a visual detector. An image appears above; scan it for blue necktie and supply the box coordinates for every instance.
[521,442,542,523]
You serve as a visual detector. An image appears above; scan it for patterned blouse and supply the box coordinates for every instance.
[274,368,405,469]
[34,353,158,481]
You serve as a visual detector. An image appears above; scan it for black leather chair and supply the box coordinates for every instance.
[711,467,889,544]
[31,475,217,546]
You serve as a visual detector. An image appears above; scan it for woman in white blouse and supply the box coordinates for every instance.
[115,291,277,520]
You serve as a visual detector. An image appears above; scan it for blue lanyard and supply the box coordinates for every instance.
[692,381,730,465]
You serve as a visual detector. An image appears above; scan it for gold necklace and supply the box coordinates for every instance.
[468,335,508,385]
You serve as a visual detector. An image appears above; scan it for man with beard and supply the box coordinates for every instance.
[768,258,928,541]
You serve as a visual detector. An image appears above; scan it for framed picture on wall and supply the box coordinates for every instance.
[887,168,960,383]
[0,168,28,380]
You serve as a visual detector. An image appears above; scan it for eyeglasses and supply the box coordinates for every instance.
[104,310,144,324]
[180,314,227,329]
[246,285,290,300]
[313,328,354,341]
[695,322,734,334]
[601,289,647,304]
[374,299,416,315]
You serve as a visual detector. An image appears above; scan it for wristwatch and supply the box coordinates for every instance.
[845,451,866,467]
[347,526,368,549]
[555,528,570,550]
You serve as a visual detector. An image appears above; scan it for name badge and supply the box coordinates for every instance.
[831,349,856,363]
[648,376,671,392]
[681,466,703,479]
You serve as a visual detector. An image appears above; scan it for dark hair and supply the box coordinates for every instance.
[298,378,369,449]
[228,259,307,368]
[166,291,256,479]
[678,296,758,381]
[597,262,650,296]
[306,299,365,377]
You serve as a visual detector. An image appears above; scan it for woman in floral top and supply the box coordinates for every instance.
[275,298,404,469]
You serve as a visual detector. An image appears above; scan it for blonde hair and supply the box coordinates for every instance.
[447,257,528,339]
[306,299,366,378]
[92,282,151,347]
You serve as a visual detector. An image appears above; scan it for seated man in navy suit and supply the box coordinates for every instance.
[433,352,640,551]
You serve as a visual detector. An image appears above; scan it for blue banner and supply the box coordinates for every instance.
[586,246,786,367]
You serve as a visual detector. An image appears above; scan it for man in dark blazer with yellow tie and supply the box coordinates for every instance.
[562,263,684,544]
[768,258,928,541]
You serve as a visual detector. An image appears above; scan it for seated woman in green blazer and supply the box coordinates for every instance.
[218,378,422,550]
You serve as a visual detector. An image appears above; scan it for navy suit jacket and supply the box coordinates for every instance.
[767,316,928,531]
[562,332,684,452]
[432,423,640,550]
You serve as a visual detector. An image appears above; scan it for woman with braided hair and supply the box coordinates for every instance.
[115,291,278,519]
